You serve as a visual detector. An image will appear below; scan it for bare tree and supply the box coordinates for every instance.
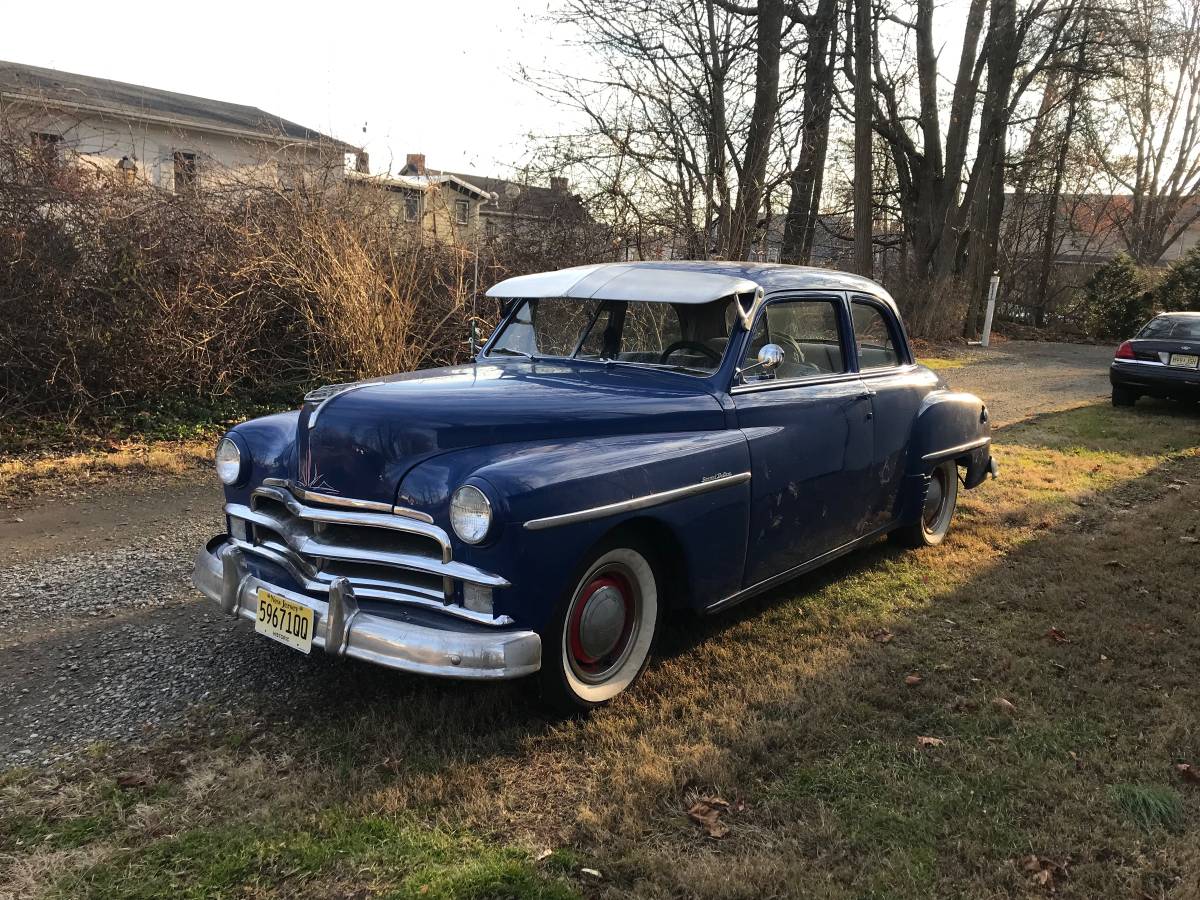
[1085,0,1200,265]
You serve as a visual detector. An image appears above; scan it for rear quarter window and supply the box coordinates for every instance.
[851,300,903,369]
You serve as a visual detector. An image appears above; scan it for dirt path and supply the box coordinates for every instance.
[0,341,1119,768]
[933,339,1114,428]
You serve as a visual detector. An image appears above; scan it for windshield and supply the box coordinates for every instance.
[486,297,739,375]
[1138,316,1200,340]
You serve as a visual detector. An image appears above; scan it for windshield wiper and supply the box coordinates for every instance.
[487,347,535,360]
[594,358,712,376]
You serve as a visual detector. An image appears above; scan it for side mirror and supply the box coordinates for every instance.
[757,344,784,371]
[738,343,784,380]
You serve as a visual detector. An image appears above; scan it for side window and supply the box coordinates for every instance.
[741,299,846,381]
[851,301,901,369]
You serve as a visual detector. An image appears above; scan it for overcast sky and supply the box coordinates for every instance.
[1,0,578,178]
[4,0,979,182]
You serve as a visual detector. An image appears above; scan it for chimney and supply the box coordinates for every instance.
[550,176,569,193]
[406,153,426,175]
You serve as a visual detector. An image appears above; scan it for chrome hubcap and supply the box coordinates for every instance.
[567,568,637,683]
[577,585,626,660]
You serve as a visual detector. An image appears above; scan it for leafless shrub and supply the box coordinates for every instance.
[0,115,602,426]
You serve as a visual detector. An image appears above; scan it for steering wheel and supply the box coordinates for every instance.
[659,340,722,365]
[774,334,821,376]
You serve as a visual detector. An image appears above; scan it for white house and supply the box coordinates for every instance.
[0,60,364,191]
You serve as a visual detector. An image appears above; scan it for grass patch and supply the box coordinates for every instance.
[0,395,286,504]
[55,814,576,900]
[1111,784,1185,833]
[918,356,969,370]
[3,401,1200,898]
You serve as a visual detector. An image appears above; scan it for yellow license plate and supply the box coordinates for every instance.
[254,588,314,654]
[1169,353,1199,368]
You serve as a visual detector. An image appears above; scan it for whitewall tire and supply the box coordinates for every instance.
[540,544,660,712]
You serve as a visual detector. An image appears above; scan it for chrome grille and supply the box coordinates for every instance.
[225,482,510,625]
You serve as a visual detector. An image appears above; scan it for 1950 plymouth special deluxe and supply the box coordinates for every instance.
[193,261,996,710]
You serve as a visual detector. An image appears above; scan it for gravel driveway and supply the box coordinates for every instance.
[0,340,1118,768]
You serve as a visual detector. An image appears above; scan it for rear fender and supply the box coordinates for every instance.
[897,390,994,523]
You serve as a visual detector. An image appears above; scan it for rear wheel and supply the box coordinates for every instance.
[1112,386,1139,407]
[538,542,660,714]
[891,460,959,548]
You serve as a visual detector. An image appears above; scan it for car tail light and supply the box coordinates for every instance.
[1115,341,1135,359]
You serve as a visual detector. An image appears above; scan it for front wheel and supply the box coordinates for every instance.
[538,543,660,713]
[891,460,959,548]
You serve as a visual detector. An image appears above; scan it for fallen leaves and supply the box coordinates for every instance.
[904,673,923,686]
[1022,855,1069,890]
[993,697,1017,715]
[871,628,895,644]
[1045,626,1071,644]
[916,736,945,749]
[1176,763,1200,786]
[687,797,731,838]
[115,772,155,790]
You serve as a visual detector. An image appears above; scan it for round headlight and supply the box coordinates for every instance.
[215,436,244,486]
[450,485,492,544]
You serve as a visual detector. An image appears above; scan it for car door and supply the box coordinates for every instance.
[732,294,875,586]
[850,296,929,530]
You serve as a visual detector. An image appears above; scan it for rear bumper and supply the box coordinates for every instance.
[192,536,541,680]
[1111,360,1200,395]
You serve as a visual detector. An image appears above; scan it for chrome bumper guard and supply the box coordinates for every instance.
[192,539,541,680]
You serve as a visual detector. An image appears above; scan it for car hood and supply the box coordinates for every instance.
[294,359,726,505]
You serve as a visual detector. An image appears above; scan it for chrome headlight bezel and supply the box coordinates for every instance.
[215,435,247,486]
[449,484,493,545]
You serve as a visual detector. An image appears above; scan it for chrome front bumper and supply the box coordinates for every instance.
[192,538,541,680]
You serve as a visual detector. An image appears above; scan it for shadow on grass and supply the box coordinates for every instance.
[11,400,1200,899]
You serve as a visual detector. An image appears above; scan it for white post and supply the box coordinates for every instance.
[980,272,1000,348]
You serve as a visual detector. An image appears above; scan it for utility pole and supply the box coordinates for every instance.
[852,0,874,277]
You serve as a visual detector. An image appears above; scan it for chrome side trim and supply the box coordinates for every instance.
[253,484,449,559]
[262,478,435,523]
[1112,357,1164,367]
[704,524,891,615]
[523,471,751,531]
[921,436,990,463]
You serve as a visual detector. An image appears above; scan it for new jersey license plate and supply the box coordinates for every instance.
[1169,353,1199,368]
[255,587,314,654]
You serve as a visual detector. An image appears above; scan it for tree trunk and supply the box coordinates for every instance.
[852,0,874,276]
[781,0,837,264]
[723,0,784,260]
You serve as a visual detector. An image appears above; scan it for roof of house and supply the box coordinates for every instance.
[399,161,585,220]
[345,169,493,199]
[0,60,357,151]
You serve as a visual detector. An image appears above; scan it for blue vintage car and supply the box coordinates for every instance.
[193,262,996,710]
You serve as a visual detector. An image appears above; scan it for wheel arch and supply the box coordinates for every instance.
[590,515,690,613]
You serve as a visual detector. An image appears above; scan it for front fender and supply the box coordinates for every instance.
[396,431,752,629]
[223,411,300,506]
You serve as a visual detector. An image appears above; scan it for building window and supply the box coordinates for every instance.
[455,199,470,225]
[403,193,422,223]
[30,132,61,165]
[173,151,198,191]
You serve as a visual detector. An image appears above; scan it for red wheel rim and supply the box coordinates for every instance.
[568,570,635,677]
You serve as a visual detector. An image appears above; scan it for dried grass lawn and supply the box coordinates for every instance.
[3,399,1199,899]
